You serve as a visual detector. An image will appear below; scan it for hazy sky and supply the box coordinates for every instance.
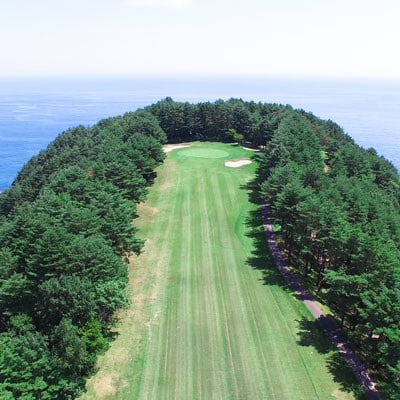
[1,0,399,78]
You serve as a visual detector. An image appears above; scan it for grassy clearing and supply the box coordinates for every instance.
[82,142,361,400]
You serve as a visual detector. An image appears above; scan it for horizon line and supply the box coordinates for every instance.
[1,73,400,83]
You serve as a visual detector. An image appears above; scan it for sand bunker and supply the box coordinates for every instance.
[163,144,190,153]
[225,159,252,168]
[243,147,260,152]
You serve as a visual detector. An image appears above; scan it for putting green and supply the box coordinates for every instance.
[82,142,360,400]
[178,147,229,158]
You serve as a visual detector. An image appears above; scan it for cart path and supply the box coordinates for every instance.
[261,204,380,400]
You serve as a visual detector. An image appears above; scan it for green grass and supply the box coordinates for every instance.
[82,142,361,400]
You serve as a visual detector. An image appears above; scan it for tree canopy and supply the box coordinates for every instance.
[1,98,399,398]
[147,98,400,398]
[0,109,166,399]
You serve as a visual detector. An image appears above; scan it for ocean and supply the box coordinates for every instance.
[1,77,400,190]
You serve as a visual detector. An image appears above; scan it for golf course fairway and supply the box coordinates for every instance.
[82,142,360,400]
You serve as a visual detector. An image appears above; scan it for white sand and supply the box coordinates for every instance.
[225,159,252,168]
[243,147,260,152]
[163,144,190,153]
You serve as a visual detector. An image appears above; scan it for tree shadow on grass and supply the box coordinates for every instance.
[242,175,262,205]
[244,207,291,291]
[241,177,291,290]
[242,178,367,399]
[297,317,367,400]
[297,318,334,354]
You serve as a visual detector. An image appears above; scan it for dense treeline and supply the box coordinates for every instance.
[148,98,400,398]
[0,110,166,398]
[257,111,400,398]
[1,97,399,398]
[146,96,280,145]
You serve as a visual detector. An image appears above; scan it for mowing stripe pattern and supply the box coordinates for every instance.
[83,143,358,400]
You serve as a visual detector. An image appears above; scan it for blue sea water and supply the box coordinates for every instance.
[1,77,400,190]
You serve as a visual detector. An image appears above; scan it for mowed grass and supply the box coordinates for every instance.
[82,142,360,400]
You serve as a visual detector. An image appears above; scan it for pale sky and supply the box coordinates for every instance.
[1,0,400,78]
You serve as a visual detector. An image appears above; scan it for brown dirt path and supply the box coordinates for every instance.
[261,204,381,400]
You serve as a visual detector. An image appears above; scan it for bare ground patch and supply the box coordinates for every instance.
[81,165,171,400]
[88,375,116,399]
[137,203,159,216]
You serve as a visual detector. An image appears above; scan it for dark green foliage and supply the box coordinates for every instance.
[254,102,400,398]
[146,98,292,144]
[0,109,166,398]
[147,98,400,397]
[0,315,75,399]
[1,97,399,398]
[35,276,97,329]
[52,318,93,377]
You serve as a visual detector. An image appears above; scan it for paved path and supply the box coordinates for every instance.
[261,204,380,400]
